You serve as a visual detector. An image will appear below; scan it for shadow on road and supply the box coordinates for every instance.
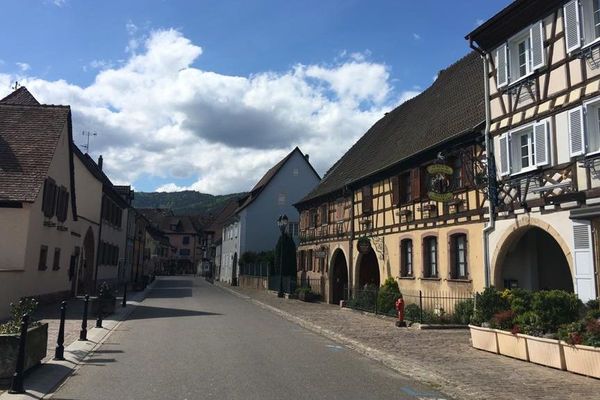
[153,279,193,288]
[125,305,221,321]
[146,288,193,298]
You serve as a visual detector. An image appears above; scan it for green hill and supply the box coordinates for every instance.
[132,190,245,216]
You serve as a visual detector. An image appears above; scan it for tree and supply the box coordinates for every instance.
[273,233,297,276]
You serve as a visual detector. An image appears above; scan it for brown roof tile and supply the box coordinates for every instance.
[0,100,70,202]
[0,87,41,106]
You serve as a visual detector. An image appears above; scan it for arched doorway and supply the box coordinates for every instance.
[79,227,95,295]
[357,247,380,288]
[495,226,573,292]
[330,249,348,304]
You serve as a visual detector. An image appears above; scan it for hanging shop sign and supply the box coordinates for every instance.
[357,237,372,254]
[426,162,455,203]
[314,250,327,259]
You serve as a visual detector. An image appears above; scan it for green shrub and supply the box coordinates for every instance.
[491,310,516,330]
[472,287,508,325]
[506,288,532,315]
[377,278,401,315]
[405,303,421,322]
[0,298,40,334]
[514,311,544,336]
[531,290,580,333]
[453,299,474,325]
[347,284,377,311]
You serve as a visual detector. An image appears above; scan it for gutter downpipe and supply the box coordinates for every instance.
[470,39,494,288]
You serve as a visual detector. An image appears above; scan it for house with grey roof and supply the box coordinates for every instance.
[0,87,79,319]
[220,147,320,284]
[295,53,487,305]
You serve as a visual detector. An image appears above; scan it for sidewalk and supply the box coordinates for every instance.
[218,283,600,400]
[0,283,153,399]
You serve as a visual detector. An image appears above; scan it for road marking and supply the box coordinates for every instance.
[325,344,344,351]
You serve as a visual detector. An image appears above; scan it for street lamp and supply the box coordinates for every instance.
[277,214,289,298]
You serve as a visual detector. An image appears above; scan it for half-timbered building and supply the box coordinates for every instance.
[295,52,486,304]
[467,0,600,301]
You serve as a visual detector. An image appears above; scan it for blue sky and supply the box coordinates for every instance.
[0,0,511,193]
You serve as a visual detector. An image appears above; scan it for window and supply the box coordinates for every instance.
[42,178,57,218]
[102,197,123,228]
[307,250,313,271]
[309,209,318,228]
[298,250,305,271]
[277,193,286,206]
[570,99,600,156]
[498,121,549,176]
[180,248,191,256]
[450,156,464,189]
[38,245,48,271]
[320,204,328,225]
[56,187,69,223]
[334,200,345,222]
[399,172,412,203]
[450,234,468,279]
[361,185,372,214]
[52,248,61,270]
[293,168,299,176]
[495,21,544,87]
[400,239,413,277]
[423,237,437,278]
[288,222,299,237]
[183,236,190,245]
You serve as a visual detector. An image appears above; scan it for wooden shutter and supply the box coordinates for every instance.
[564,0,582,53]
[362,185,372,213]
[42,179,51,217]
[530,20,545,70]
[496,44,509,88]
[534,120,550,166]
[411,168,421,200]
[499,134,511,176]
[572,220,597,302]
[568,106,585,156]
[391,175,399,206]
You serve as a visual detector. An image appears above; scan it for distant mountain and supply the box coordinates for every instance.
[132,190,245,216]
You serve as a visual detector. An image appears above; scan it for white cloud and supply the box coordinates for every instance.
[476,19,484,26]
[0,29,418,195]
[413,33,421,40]
[16,62,30,72]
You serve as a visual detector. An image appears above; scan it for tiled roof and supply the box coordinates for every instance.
[0,100,70,202]
[237,147,319,212]
[298,51,485,204]
[0,87,41,106]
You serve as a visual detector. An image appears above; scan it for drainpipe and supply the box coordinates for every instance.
[470,40,494,288]
[348,184,355,299]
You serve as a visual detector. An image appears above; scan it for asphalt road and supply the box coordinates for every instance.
[49,276,449,400]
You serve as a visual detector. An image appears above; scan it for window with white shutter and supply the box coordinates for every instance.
[564,0,582,52]
[583,97,600,154]
[572,220,597,302]
[530,21,545,70]
[499,134,510,176]
[568,106,586,156]
[534,120,549,166]
[496,44,508,88]
[580,0,600,47]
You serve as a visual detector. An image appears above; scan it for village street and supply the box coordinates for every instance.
[48,277,447,400]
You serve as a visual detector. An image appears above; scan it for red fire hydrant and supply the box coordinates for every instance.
[395,296,406,327]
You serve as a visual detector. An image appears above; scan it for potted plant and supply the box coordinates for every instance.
[0,299,48,383]
[296,287,316,302]
[469,287,507,353]
[91,282,116,317]
[558,309,600,378]
[491,310,529,361]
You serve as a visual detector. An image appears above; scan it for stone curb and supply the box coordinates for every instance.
[0,281,156,400]
[215,284,465,400]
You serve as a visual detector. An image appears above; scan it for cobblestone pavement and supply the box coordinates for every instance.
[222,284,600,400]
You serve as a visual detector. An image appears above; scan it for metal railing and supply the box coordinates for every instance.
[343,285,474,324]
[297,277,326,299]
[239,262,270,277]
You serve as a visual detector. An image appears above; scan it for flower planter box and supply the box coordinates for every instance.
[523,335,565,370]
[0,323,48,383]
[469,325,498,353]
[562,342,600,379]
[495,330,529,361]
[91,297,116,317]
[298,291,317,302]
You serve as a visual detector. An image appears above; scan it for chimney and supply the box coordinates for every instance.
[304,154,309,162]
[98,155,103,171]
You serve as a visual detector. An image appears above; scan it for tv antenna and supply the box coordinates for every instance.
[11,81,21,91]
[81,131,97,153]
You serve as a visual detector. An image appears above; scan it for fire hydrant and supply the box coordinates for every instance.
[395,296,406,327]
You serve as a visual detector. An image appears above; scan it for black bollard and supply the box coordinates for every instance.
[79,294,89,341]
[54,301,67,360]
[9,314,29,394]
[96,306,103,328]
[122,282,127,308]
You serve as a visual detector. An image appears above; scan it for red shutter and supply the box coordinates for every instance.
[411,169,421,200]
[362,185,372,213]
[391,176,399,206]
